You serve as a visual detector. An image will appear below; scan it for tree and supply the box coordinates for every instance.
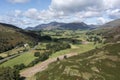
[39,53,49,61]
[0,56,4,60]
[14,63,26,70]
[0,67,20,80]
[34,52,40,57]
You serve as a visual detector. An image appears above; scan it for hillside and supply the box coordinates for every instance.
[26,22,90,30]
[100,19,120,28]
[103,26,120,43]
[36,43,120,80]
[0,23,40,53]
[88,19,120,43]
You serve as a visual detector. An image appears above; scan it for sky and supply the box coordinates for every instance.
[0,0,120,28]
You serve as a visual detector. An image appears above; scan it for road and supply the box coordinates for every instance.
[0,45,38,64]
[20,53,78,78]
[0,52,24,64]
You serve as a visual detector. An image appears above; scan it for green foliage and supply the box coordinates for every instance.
[28,53,49,67]
[0,67,20,80]
[34,52,40,57]
[14,63,26,70]
[46,42,71,52]
[39,53,49,61]
[0,56,4,60]
[41,35,52,41]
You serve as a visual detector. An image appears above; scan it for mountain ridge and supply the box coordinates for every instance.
[25,22,91,30]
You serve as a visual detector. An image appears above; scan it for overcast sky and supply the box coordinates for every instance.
[0,0,120,28]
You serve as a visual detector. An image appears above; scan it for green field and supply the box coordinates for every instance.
[0,52,36,67]
[0,46,25,58]
[50,43,96,58]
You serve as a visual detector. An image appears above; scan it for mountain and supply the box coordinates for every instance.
[25,27,34,31]
[88,19,120,43]
[25,22,90,30]
[100,19,120,28]
[89,24,100,29]
[60,22,90,30]
[103,26,120,43]
[0,23,40,53]
[100,19,120,42]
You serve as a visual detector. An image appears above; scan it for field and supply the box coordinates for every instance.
[50,43,96,58]
[35,43,120,80]
[0,46,25,58]
[0,51,37,67]
[42,30,87,40]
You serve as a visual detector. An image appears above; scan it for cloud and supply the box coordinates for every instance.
[75,11,101,19]
[2,0,120,28]
[97,17,107,24]
[104,0,120,9]
[50,0,104,13]
[23,8,40,19]
[8,0,30,3]
[14,10,22,17]
[107,9,120,19]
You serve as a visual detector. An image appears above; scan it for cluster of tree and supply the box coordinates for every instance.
[86,36,102,44]
[53,38,82,44]
[46,42,71,52]
[28,42,71,67]
[13,63,26,70]
[39,35,52,41]
[0,67,21,80]
[86,32,94,35]
[28,52,49,67]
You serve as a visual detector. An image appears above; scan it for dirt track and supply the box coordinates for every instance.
[20,53,78,78]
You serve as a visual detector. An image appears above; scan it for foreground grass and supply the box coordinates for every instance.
[35,43,120,80]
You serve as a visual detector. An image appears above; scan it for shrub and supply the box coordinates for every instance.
[0,56,4,60]
[14,63,26,70]
[34,52,40,57]
[39,53,49,61]
[0,67,20,80]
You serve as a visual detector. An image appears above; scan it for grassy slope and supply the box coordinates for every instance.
[0,23,39,53]
[35,43,120,80]
[50,43,96,58]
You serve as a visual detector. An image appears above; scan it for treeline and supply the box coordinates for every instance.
[53,38,82,44]
[46,42,71,52]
